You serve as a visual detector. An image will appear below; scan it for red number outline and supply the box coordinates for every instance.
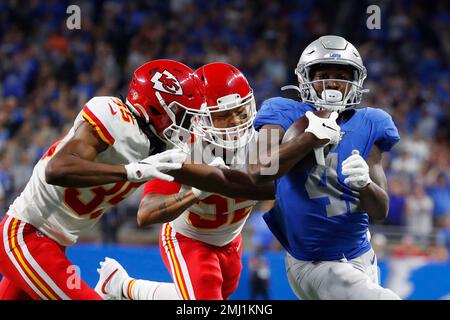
[187,196,253,229]
[64,181,143,219]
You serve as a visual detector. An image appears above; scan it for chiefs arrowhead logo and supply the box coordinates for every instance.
[150,70,183,96]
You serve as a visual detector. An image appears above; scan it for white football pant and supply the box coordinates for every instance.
[285,249,400,300]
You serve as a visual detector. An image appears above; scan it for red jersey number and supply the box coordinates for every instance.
[187,195,252,229]
[64,181,142,219]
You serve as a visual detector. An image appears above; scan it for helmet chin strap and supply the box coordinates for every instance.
[214,130,250,150]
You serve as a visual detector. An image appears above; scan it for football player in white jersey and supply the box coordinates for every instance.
[0,59,205,300]
[95,62,275,300]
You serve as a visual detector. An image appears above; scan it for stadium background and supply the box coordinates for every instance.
[0,0,448,299]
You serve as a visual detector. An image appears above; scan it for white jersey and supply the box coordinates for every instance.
[169,139,257,247]
[8,96,151,246]
[170,193,256,247]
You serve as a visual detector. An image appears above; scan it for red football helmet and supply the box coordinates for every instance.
[194,62,256,150]
[126,59,205,149]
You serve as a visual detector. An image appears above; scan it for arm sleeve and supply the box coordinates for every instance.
[142,179,182,198]
[375,113,400,153]
[253,98,297,132]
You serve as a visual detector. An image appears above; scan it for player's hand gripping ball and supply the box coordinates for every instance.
[282,110,340,172]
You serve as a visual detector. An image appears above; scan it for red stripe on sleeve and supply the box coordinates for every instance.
[82,105,115,145]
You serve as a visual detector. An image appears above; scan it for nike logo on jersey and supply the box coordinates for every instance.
[109,103,118,116]
[101,268,119,294]
[370,254,376,265]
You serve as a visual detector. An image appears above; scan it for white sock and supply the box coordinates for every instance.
[122,279,180,300]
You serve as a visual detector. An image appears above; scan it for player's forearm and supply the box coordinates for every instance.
[358,182,389,221]
[169,165,275,200]
[357,147,390,221]
[248,132,318,184]
[45,155,127,187]
[137,192,198,226]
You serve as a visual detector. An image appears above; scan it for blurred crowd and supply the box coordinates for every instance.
[0,0,449,259]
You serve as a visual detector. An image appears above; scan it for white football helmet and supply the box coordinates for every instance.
[283,35,368,112]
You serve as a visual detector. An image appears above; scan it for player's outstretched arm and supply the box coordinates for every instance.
[45,123,184,187]
[247,124,327,184]
[342,146,389,221]
[168,123,327,200]
[45,123,128,187]
[168,164,276,200]
[137,188,201,226]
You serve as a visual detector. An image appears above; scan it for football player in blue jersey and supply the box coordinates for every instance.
[165,36,400,299]
[247,35,401,299]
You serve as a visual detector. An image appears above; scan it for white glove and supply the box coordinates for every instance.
[125,149,187,182]
[342,150,372,190]
[305,111,341,145]
[207,156,229,169]
[183,157,230,200]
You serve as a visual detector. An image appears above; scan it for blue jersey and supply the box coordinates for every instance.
[254,97,400,261]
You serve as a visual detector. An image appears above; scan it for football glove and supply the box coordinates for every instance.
[342,150,372,190]
[305,111,341,145]
[125,149,187,182]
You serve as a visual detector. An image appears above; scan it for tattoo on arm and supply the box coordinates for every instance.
[158,201,168,215]
[174,192,186,203]
[151,191,193,215]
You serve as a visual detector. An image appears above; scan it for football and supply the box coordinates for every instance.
[282,110,333,172]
